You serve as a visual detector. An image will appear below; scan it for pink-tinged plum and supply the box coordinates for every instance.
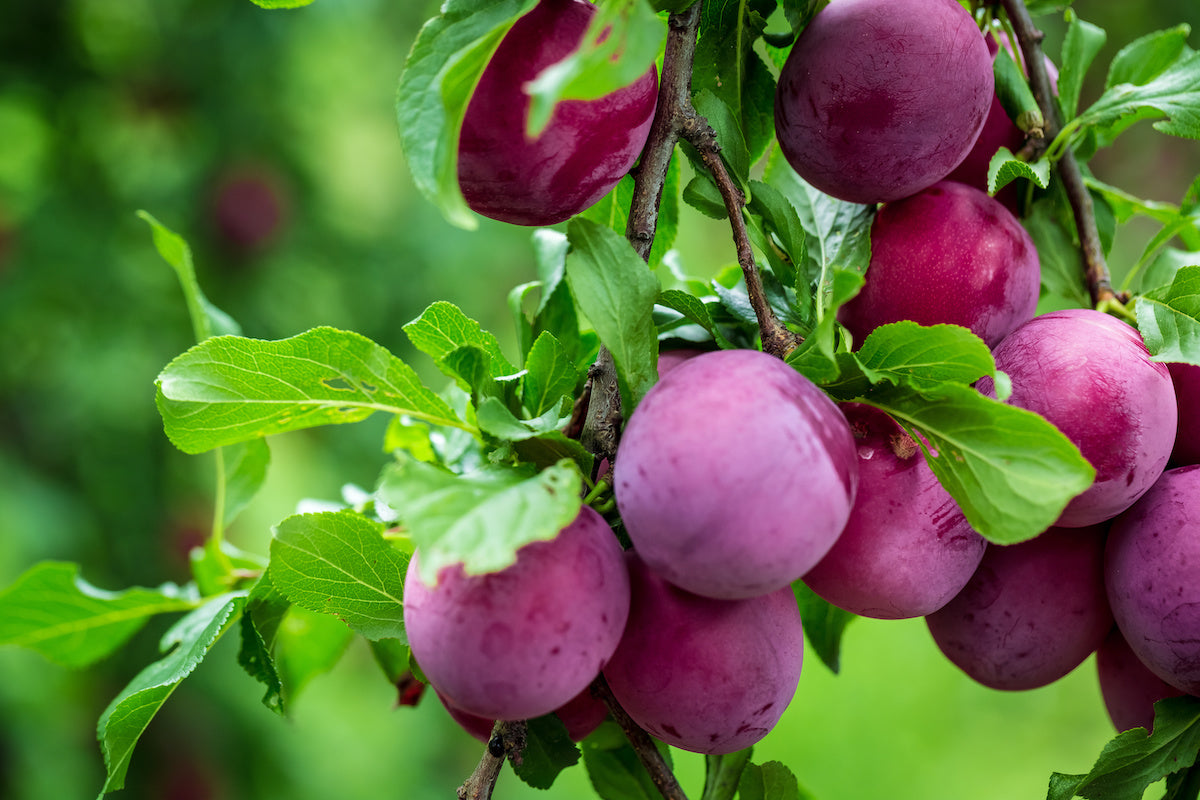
[602,553,804,754]
[774,0,993,204]
[614,349,858,599]
[802,405,987,619]
[1105,465,1200,695]
[656,347,704,378]
[402,505,630,720]
[977,309,1177,527]
[926,526,1113,691]
[837,182,1040,348]
[1168,363,1200,466]
[1096,627,1185,733]
[210,166,288,252]
[457,0,658,226]
[439,687,608,743]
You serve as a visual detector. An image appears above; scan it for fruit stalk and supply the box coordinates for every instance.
[1000,0,1120,307]
[455,719,526,800]
[590,674,690,800]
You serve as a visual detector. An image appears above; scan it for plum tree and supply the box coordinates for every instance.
[601,552,804,755]
[1095,627,1186,734]
[614,349,858,600]
[456,0,658,226]
[836,181,1041,347]
[801,404,987,619]
[926,526,1113,691]
[978,309,1178,526]
[1105,465,1200,695]
[1168,363,1200,466]
[774,0,993,204]
[402,505,630,720]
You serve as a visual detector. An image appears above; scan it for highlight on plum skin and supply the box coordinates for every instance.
[602,552,804,755]
[802,404,987,620]
[456,0,658,227]
[402,505,630,721]
[614,348,858,600]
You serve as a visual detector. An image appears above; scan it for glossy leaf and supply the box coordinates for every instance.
[1136,264,1200,365]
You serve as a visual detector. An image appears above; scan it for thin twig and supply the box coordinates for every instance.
[456,720,527,800]
[591,674,689,800]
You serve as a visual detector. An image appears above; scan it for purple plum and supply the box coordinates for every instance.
[1168,362,1200,466]
[1095,626,1186,733]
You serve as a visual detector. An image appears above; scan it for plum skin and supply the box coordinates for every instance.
[836,181,1040,348]
[1168,362,1200,466]
[1095,626,1185,733]
[1105,465,1200,695]
[774,0,993,204]
[457,0,658,226]
[438,687,608,743]
[926,525,1113,691]
[602,553,804,755]
[978,309,1177,527]
[402,505,630,721]
[802,404,987,619]
[614,349,858,600]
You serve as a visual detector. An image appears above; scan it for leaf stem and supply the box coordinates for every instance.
[591,674,690,800]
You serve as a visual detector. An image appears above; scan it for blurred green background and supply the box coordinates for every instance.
[0,0,1197,798]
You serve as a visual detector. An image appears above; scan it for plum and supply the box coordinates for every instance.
[977,309,1177,527]
[457,0,658,226]
[439,687,608,743]
[1168,362,1200,466]
[211,166,288,252]
[802,404,987,619]
[614,349,858,600]
[1105,465,1200,695]
[836,181,1041,347]
[402,505,630,720]
[1095,626,1186,733]
[602,553,803,754]
[774,0,993,204]
[926,525,1113,691]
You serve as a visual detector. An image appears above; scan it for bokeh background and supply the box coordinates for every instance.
[1,0,1197,798]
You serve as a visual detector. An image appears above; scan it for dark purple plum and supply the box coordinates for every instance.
[1105,465,1200,695]
[602,553,804,754]
[774,0,993,204]
[1168,362,1200,466]
[457,0,658,226]
[802,405,987,619]
[837,181,1040,348]
[210,166,288,252]
[1096,626,1186,733]
[926,526,1112,691]
[439,686,608,743]
[402,505,629,720]
[614,349,858,600]
[977,309,1177,527]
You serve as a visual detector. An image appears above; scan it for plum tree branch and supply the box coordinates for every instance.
[1000,0,1122,308]
[591,674,690,800]
[456,720,527,800]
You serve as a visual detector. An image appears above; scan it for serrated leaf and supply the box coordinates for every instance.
[792,580,853,674]
[0,562,198,669]
[377,458,582,584]
[582,720,672,800]
[853,322,1002,394]
[1023,201,1091,308]
[523,332,580,417]
[511,430,596,475]
[859,383,1095,545]
[237,573,288,715]
[405,301,518,379]
[138,211,240,341]
[987,147,1052,195]
[1075,48,1200,142]
[1136,264,1200,364]
[272,605,354,702]
[1058,10,1107,122]
[97,594,243,797]
[268,510,408,641]
[155,327,470,454]
[738,761,811,800]
[475,396,567,441]
[694,89,751,186]
[784,268,864,385]
[565,217,659,412]
[746,179,808,299]
[657,289,736,349]
[222,438,271,527]
[396,0,537,228]
[513,714,581,790]
[1107,25,1192,89]
[1047,696,1200,800]
[248,0,314,7]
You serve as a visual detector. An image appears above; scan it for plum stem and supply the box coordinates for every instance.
[456,719,527,800]
[591,674,691,800]
[1000,0,1123,308]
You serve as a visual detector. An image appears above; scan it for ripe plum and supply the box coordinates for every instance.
[1168,362,1200,466]
[1095,626,1185,733]
[614,349,858,599]
[439,687,608,743]
[457,0,658,226]
[602,553,804,754]
[402,505,630,720]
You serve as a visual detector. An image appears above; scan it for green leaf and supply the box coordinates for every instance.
[272,605,354,702]
[993,45,1043,134]
[237,573,288,715]
[1058,10,1107,122]
[584,155,683,271]
[396,0,538,228]
[97,594,243,797]
[852,322,1003,395]
[525,0,665,136]
[703,748,754,800]
[155,327,470,454]
[404,301,518,380]
[137,210,240,342]
[377,457,583,584]
[475,396,567,441]
[0,562,198,669]
[792,580,854,674]
[1047,696,1200,800]
[222,438,271,527]
[784,268,864,385]
[694,89,751,186]
[738,760,810,800]
[582,720,672,800]
[987,147,1052,196]
[1023,201,1091,308]
[746,179,808,298]
[268,510,408,641]
[523,332,580,418]
[1136,265,1200,364]
[859,383,1095,545]
[511,430,596,475]
[657,289,736,349]
[513,714,582,790]
[1075,48,1200,142]
[248,0,315,7]
[1107,25,1193,89]
[565,217,659,412]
